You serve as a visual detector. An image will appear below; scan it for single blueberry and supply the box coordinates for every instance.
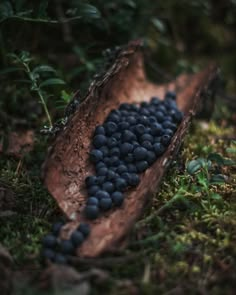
[88,185,100,196]
[132,141,140,149]
[105,122,118,135]
[153,143,166,156]
[107,137,118,148]
[95,190,110,199]
[120,172,131,183]
[106,114,120,123]
[138,115,149,126]
[119,103,131,111]
[54,253,67,264]
[52,222,64,236]
[146,151,157,165]
[128,173,140,186]
[42,248,55,261]
[134,124,146,136]
[100,146,109,157]
[162,120,176,130]
[85,205,99,219]
[111,191,124,206]
[171,109,183,123]
[87,197,99,205]
[139,108,150,116]
[142,141,153,151]
[120,142,134,155]
[85,175,97,187]
[99,198,112,211]
[126,116,137,125]
[90,149,103,163]
[165,90,176,100]
[136,161,149,173]
[109,156,120,166]
[78,223,90,237]
[96,162,106,172]
[122,130,136,142]
[154,136,161,143]
[113,132,122,140]
[124,153,134,164]
[157,104,167,114]
[42,234,57,248]
[164,129,174,136]
[60,240,75,255]
[127,164,137,173]
[151,96,161,105]
[155,111,165,122]
[96,176,106,185]
[150,122,163,136]
[118,122,130,131]
[71,230,84,246]
[140,133,154,143]
[115,178,127,191]
[97,167,108,177]
[116,165,128,175]
[109,147,120,156]
[106,170,117,181]
[148,116,157,124]
[94,125,105,135]
[93,135,107,148]
[102,182,115,193]
[133,147,148,161]
[161,134,172,146]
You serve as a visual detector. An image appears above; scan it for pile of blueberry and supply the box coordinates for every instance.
[41,91,183,264]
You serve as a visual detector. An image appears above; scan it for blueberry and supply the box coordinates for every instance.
[42,234,57,248]
[105,122,118,135]
[109,156,120,166]
[42,248,55,261]
[88,185,100,196]
[161,134,172,146]
[150,122,163,136]
[133,147,148,161]
[115,178,127,191]
[119,103,131,111]
[148,116,157,124]
[151,96,161,105]
[164,129,174,136]
[95,190,110,199]
[127,116,137,125]
[111,191,124,206]
[154,136,161,143]
[87,197,99,205]
[118,122,130,130]
[142,141,153,151]
[102,182,114,193]
[116,164,128,175]
[139,108,150,116]
[165,90,176,100]
[141,101,149,108]
[85,205,99,219]
[78,223,90,237]
[99,198,112,211]
[122,130,136,142]
[120,142,133,155]
[106,114,120,123]
[107,137,118,148]
[52,222,64,236]
[90,149,103,163]
[136,161,149,172]
[109,147,120,156]
[157,105,167,113]
[132,141,140,148]
[100,146,109,156]
[71,230,84,246]
[60,240,75,254]
[170,109,183,123]
[120,172,131,182]
[155,111,165,122]
[85,175,97,187]
[138,115,149,126]
[96,162,106,171]
[106,170,117,181]
[113,132,122,140]
[93,135,107,148]
[153,143,166,156]
[54,253,67,264]
[146,151,157,165]
[94,125,105,135]
[134,124,145,136]
[97,167,108,176]
[128,173,140,186]
[127,164,137,173]
[162,120,176,130]
[140,133,154,143]
[96,176,106,185]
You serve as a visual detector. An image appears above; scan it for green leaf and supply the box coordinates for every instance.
[210,193,222,201]
[207,153,224,165]
[210,174,226,184]
[0,1,13,22]
[0,67,22,75]
[32,65,56,74]
[186,159,202,175]
[80,4,101,19]
[39,78,65,88]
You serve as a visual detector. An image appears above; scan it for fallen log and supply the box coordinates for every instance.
[42,40,219,258]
